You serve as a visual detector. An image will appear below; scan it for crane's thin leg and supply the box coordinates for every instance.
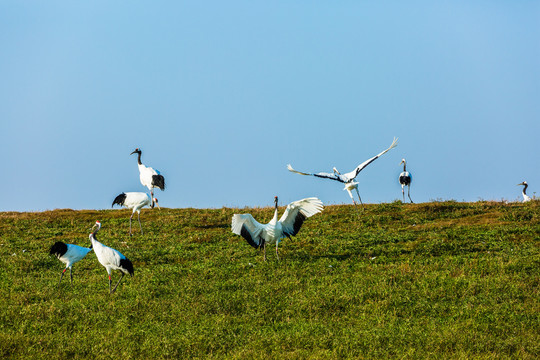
[111,272,125,294]
[70,267,73,286]
[129,214,134,236]
[58,269,66,287]
[108,275,112,294]
[263,243,267,261]
[275,242,280,261]
[347,190,361,217]
[355,188,365,209]
[137,212,143,235]
[408,185,413,203]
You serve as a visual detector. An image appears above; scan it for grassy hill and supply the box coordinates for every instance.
[1,201,539,359]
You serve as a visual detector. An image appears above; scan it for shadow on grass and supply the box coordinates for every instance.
[193,223,229,229]
[288,253,354,262]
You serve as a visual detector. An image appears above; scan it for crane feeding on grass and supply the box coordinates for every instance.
[399,158,413,203]
[130,148,165,200]
[287,137,398,209]
[49,241,93,287]
[517,181,531,202]
[90,221,134,294]
[231,196,323,261]
[112,192,160,236]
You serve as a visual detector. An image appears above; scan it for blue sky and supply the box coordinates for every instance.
[1,1,538,211]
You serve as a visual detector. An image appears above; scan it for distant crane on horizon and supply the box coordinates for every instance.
[49,241,93,287]
[287,137,398,209]
[517,181,532,202]
[90,221,134,294]
[130,148,165,201]
[231,196,323,261]
[112,192,160,236]
[399,158,413,203]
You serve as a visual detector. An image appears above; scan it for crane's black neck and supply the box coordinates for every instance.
[137,151,142,165]
[403,162,407,172]
[523,183,528,195]
[91,230,99,243]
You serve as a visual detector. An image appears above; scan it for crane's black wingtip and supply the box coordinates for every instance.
[241,225,262,249]
[120,258,134,276]
[152,175,165,190]
[50,241,68,256]
[112,193,127,208]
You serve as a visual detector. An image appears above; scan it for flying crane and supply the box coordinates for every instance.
[287,137,398,209]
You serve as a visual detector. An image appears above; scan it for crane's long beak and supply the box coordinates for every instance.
[153,199,161,210]
[130,150,137,155]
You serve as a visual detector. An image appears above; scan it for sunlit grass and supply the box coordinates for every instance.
[1,201,539,358]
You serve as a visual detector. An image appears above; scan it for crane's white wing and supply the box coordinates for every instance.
[231,214,266,248]
[287,164,345,183]
[279,197,323,237]
[342,137,398,181]
[92,241,124,267]
[123,192,151,208]
[64,244,93,264]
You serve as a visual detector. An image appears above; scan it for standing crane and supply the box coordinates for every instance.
[231,196,323,261]
[399,158,413,203]
[49,241,93,287]
[287,137,398,209]
[130,148,165,200]
[89,221,134,294]
[517,181,531,202]
[112,192,160,236]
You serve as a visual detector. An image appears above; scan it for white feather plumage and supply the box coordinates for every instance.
[231,197,323,260]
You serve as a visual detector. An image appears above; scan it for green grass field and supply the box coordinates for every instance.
[1,201,539,359]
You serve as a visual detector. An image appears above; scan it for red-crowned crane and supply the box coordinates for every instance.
[287,137,398,209]
[231,196,323,261]
[89,221,134,294]
[112,192,160,236]
[130,148,165,199]
[399,158,413,203]
[517,181,532,202]
[49,241,93,287]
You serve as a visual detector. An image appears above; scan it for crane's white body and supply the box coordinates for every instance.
[50,242,93,286]
[287,137,398,208]
[130,148,165,198]
[138,163,161,192]
[232,197,323,260]
[518,181,531,202]
[112,192,159,236]
[90,221,134,294]
[91,239,130,275]
[398,159,413,203]
[55,244,93,269]
[123,192,152,211]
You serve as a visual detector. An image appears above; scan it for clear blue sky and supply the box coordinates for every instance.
[1,1,538,211]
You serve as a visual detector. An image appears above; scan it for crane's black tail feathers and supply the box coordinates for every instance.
[49,241,68,257]
[399,175,411,186]
[120,258,135,277]
[112,193,127,208]
[152,175,165,190]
